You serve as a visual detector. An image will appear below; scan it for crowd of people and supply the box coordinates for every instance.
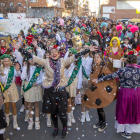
[0,16,140,140]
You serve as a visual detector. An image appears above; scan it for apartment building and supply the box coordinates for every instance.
[0,0,26,14]
[101,0,140,21]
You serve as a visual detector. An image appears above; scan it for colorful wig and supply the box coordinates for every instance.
[127,24,132,28]
[100,22,108,28]
[130,25,139,33]
[116,25,123,32]
[110,37,120,47]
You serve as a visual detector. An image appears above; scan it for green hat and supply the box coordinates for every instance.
[69,48,77,54]
[25,47,34,51]
[0,54,11,60]
[85,43,91,46]
[85,32,90,35]
[74,31,80,35]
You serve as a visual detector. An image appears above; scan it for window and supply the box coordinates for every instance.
[0,3,5,7]
[17,3,22,7]
[30,0,36,2]
[10,2,13,6]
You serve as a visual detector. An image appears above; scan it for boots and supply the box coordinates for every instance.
[5,114,10,126]
[98,110,107,132]
[47,114,51,127]
[67,113,72,126]
[85,110,90,122]
[93,109,107,132]
[24,110,29,122]
[81,112,86,122]
[93,109,103,128]
[13,115,18,129]
[71,107,76,123]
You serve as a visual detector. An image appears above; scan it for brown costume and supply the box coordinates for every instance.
[104,46,124,72]
[82,64,117,108]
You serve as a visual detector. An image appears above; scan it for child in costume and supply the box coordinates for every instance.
[65,48,82,127]
[121,37,132,50]
[82,52,117,131]
[0,54,21,129]
[14,44,43,122]
[116,25,125,42]
[21,47,43,130]
[79,43,93,123]
[125,25,133,39]
[0,37,11,56]
[92,50,140,139]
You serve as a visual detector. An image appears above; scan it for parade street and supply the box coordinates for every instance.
[3,87,139,140]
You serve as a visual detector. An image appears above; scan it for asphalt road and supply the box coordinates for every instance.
[3,87,140,140]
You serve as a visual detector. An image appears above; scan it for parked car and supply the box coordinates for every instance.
[117,18,130,24]
[97,17,114,22]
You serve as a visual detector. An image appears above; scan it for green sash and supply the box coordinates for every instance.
[3,67,14,92]
[23,67,42,92]
[82,66,89,79]
[67,58,82,87]
[67,58,89,87]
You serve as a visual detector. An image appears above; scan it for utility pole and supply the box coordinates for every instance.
[99,0,100,17]
[26,0,28,17]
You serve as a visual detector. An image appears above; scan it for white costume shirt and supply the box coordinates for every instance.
[82,55,93,76]
[14,48,43,68]
[64,51,82,89]
[21,66,43,85]
[0,67,21,84]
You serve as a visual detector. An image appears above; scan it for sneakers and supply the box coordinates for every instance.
[35,121,40,130]
[13,121,18,129]
[85,111,90,122]
[98,122,107,132]
[24,113,29,122]
[20,105,25,113]
[93,121,103,129]
[121,132,131,139]
[52,129,59,138]
[71,111,76,124]
[28,121,34,130]
[81,112,85,123]
[62,128,68,139]
[47,114,51,127]
[67,114,72,127]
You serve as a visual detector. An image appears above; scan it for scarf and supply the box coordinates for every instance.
[1,47,7,54]
[49,58,61,88]
[126,64,140,68]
